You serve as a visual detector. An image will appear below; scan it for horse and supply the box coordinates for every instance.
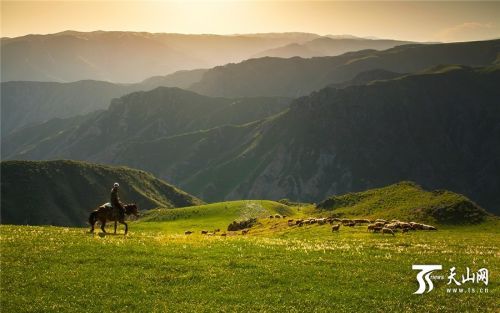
[88,203,139,235]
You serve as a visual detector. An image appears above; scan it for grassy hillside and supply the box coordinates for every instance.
[316,182,489,224]
[1,218,498,312]
[137,200,292,233]
[0,160,203,226]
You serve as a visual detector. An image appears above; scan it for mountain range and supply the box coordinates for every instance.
[3,64,499,214]
[4,39,497,136]
[1,31,412,83]
[190,39,500,97]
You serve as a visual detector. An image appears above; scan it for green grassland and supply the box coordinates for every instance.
[1,199,498,313]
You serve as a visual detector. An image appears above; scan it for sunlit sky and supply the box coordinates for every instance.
[2,1,500,42]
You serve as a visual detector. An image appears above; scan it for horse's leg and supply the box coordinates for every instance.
[90,222,94,233]
[114,221,117,234]
[119,220,128,235]
[101,220,106,233]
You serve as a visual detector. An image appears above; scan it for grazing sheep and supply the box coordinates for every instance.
[274,214,282,219]
[282,215,287,219]
[207,232,215,236]
[242,229,249,235]
[422,224,438,231]
[184,230,193,235]
[214,228,221,233]
[381,228,395,236]
[354,219,370,224]
[367,224,375,232]
[331,224,340,232]
[375,219,388,224]
[373,226,383,233]
[385,223,397,230]
[201,230,208,235]
[269,215,274,219]
[317,218,327,225]
[220,233,227,237]
[332,218,342,222]
[374,222,385,228]
[343,220,355,227]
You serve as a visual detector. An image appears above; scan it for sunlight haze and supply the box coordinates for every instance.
[2,1,499,42]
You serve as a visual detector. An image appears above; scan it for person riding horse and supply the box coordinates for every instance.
[111,182,125,220]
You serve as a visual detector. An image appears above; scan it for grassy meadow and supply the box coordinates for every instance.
[1,200,498,312]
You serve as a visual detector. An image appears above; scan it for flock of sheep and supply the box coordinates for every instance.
[286,216,438,236]
[182,214,438,237]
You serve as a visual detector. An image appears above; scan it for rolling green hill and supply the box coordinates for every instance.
[190,39,499,97]
[316,182,488,224]
[0,160,203,226]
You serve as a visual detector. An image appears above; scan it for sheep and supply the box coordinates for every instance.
[381,228,395,236]
[317,218,327,225]
[214,228,221,233]
[367,224,376,232]
[372,226,383,233]
[269,215,274,219]
[374,222,385,228]
[274,214,282,219]
[422,224,438,231]
[354,219,370,224]
[201,230,208,235]
[220,233,227,237]
[331,224,340,232]
[343,220,355,227]
[385,223,397,230]
[184,230,193,235]
[207,232,215,236]
[375,219,388,224]
[242,229,249,235]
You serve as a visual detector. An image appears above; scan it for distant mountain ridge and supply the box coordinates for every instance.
[0,69,206,136]
[190,39,500,97]
[252,37,413,59]
[1,87,290,161]
[0,160,204,226]
[0,31,320,83]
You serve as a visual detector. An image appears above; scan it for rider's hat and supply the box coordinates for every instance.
[113,182,120,188]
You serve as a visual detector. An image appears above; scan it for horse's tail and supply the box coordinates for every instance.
[88,211,98,225]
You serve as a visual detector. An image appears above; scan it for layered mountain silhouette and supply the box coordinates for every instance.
[1,31,326,82]
[252,37,413,58]
[1,69,206,136]
[0,160,203,226]
[190,39,500,97]
[1,88,290,160]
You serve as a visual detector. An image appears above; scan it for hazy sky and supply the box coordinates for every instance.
[2,1,500,42]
